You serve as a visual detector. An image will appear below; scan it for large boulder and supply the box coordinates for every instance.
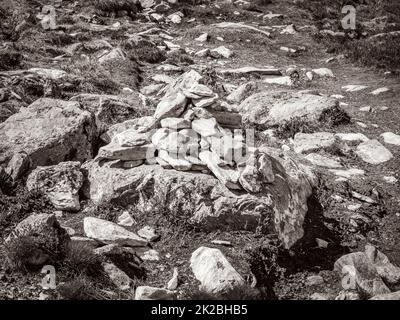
[190,246,244,293]
[0,98,96,176]
[26,161,83,212]
[237,91,341,129]
[334,245,400,298]
[83,147,315,249]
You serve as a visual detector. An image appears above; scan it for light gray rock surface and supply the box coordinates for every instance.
[83,147,315,249]
[0,98,96,172]
[26,161,83,211]
[83,217,148,247]
[356,140,393,164]
[190,246,244,293]
[238,91,340,129]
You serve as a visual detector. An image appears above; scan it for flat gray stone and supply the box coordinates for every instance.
[293,132,336,154]
[381,132,400,146]
[356,140,393,164]
[190,246,244,293]
[305,153,342,168]
[83,217,148,247]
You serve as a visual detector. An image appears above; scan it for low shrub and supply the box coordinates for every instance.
[5,235,50,272]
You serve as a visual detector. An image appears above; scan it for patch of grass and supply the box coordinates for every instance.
[0,187,53,235]
[275,116,319,139]
[300,0,400,70]
[0,48,22,71]
[376,0,400,24]
[324,141,347,158]
[132,44,165,64]
[44,31,75,46]
[58,275,103,300]
[185,285,262,300]
[60,242,104,279]
[179,0,210,5]
[319,105,351,127]
[255,0,272,5]
[91,203,120,223]
[0,99,20,123]
[91,0,142,16]
[165,49,194,66]
[124,38,166,64]
[315,31,400,70]
[63,59,120,94]
[102,56,142,90]
[346,34,400,70]
[5,235,50,272]
[296,0,342,26]
[273,103,350,140]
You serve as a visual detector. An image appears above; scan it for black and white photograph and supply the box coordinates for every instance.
[0,0,399,311]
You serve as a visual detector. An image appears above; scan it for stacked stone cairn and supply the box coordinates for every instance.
[97,70,273,192]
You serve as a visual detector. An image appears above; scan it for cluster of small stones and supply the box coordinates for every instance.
[97,70,264,192]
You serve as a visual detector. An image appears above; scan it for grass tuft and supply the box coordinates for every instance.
[185,285,262,300]
[92,0,141,12]
[58,275,102,300]
[275,116,319,140]
[60,241,104,278]
[0,48,22,71]
[5,235,50,272]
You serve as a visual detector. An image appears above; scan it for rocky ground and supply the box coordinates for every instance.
[1,0,400,300]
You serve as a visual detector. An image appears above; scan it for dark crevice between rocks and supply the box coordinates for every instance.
[244,193,349,299]
[279,193,349,274]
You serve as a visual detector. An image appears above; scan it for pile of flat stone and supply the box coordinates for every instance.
[97,70,264,191]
